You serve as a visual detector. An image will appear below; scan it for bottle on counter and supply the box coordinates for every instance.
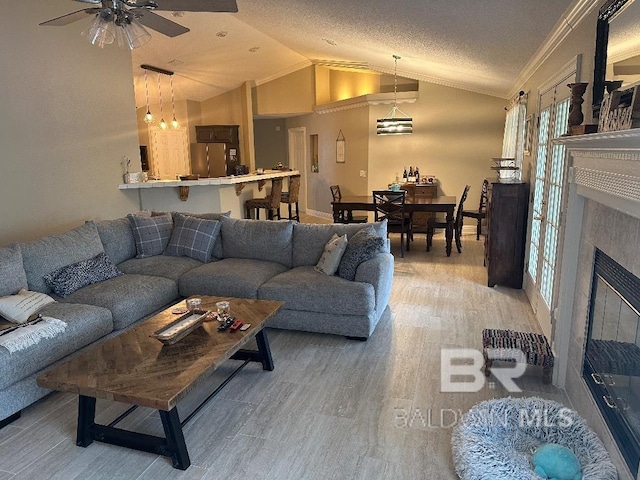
[403,167,408,180]
[415,166,420,183]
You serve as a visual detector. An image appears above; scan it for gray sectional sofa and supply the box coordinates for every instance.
[0,214,393,425]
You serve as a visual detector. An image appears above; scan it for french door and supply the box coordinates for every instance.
[524,85,571,339]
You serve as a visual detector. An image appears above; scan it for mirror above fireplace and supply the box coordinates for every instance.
[593,0,640,117]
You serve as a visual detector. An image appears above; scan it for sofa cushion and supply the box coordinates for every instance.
[0,243,28,296]
[128,213,174,258]
[93,217,137,265]
[220,217,294,268]
[43,252,123,298]
[0,289,56,324]
[0,302,113,391]
[259,266,375,316]
[314,234,348,276]
[164,214,221,263]
[61,274,178,330]
[292,220,388,267]
[179,258,289,299]
[20,222,106,294]
[337,226,385,281]
[118,255,202,282]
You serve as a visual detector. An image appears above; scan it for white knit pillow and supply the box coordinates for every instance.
[0,289,56,324]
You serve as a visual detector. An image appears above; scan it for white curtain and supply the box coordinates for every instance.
[501,95,527,179]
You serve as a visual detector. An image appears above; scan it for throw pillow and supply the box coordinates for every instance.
[0,243,28,297]
[43,252,123,298]
[0,289,56,324]
[337,226,385,281]
[314,234,348,275]
[164,214,221,263]
[127,213,173,258]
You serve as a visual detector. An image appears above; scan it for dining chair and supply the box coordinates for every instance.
[330,185,368,224]
[244,178,283,220]
[462,179,488,240]
[427,185,470,253]
[278,175,301,222]
[373,190,412,257]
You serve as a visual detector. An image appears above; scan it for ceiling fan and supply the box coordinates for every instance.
[40,0,238,49]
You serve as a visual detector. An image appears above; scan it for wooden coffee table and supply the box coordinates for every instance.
[37,296,283,470]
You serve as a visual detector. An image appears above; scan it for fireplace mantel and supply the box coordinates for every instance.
[554,129,640,221]
[552,128,640,479]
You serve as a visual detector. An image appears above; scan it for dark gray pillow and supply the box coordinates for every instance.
[127,213,173,258]
[0,243,28,297]
[43,253,123,298]
[164,214,221,263]
[337,226,385,281]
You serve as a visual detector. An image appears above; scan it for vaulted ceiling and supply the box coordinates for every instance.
[47,0,581,109]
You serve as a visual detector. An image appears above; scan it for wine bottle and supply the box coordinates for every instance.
[408,166,415,183]
[415,166,420,183]
[403,167,408,180]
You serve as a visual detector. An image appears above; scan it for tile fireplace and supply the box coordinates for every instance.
[553,129,640,480]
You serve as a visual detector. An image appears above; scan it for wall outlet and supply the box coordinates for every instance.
[360,170,367,177]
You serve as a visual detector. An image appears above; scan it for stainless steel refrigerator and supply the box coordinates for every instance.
[190,143,240,178]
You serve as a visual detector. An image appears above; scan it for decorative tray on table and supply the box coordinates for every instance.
[152,310,208,345]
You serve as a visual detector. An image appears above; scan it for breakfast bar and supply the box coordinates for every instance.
[119,170,299,218]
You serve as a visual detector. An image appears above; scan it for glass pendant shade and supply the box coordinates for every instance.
[116,15,151,50]
[144,110,153,124]
[171,117,179,128]
[82,10,116,48]
[160,118,167,129]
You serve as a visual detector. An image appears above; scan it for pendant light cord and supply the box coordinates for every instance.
[393,54,400,107]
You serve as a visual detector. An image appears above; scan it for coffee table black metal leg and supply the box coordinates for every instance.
[160,408,190,470]
[255,329,274,371]
[77,395,96,447]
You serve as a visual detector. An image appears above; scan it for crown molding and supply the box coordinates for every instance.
[508,0,598,97]
[315,91,419,114]
[254,60,313,87]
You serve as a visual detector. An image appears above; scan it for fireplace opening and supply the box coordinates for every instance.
[583,249,640,477]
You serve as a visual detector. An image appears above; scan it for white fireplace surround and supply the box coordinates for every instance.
[551,129,640,479]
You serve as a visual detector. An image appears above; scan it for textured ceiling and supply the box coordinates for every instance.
[121,0,578,107]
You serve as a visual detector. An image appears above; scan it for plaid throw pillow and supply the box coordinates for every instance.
[164,213,221,263]
[127,213,174,258]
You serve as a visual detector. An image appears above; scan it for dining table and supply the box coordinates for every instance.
[332,194,458,256]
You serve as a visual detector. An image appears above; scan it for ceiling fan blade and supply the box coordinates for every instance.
[152,0,238,13]
[39,8,100,27]
[133,9,190,37]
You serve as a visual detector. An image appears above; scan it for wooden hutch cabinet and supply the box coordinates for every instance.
[401,183,437,233]
[484,179,529,288]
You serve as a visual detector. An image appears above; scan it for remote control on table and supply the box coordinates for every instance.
[229,319,243,332]
[239,323,251,331]
[217,316,235,331]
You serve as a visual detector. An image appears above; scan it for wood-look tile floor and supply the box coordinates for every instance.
[0,221,568,480]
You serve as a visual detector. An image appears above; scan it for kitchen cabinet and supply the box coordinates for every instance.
[195,125,239,144]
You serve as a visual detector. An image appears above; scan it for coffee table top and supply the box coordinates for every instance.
[37,296,283,411]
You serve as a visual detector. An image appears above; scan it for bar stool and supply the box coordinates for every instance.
[278,175,300,222]
[244,178,283,220]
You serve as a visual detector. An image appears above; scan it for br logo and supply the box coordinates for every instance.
[440,348,526,393]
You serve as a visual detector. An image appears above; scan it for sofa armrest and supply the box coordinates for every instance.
[354,252,394,315]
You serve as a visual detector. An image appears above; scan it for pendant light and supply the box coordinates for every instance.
[157,73,167,130]
[376,55,413,135]
[170,75,179,129]
[143,69,153,124]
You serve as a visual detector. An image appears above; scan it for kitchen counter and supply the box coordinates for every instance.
[118,169,299,189]
[119,170,299,219]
